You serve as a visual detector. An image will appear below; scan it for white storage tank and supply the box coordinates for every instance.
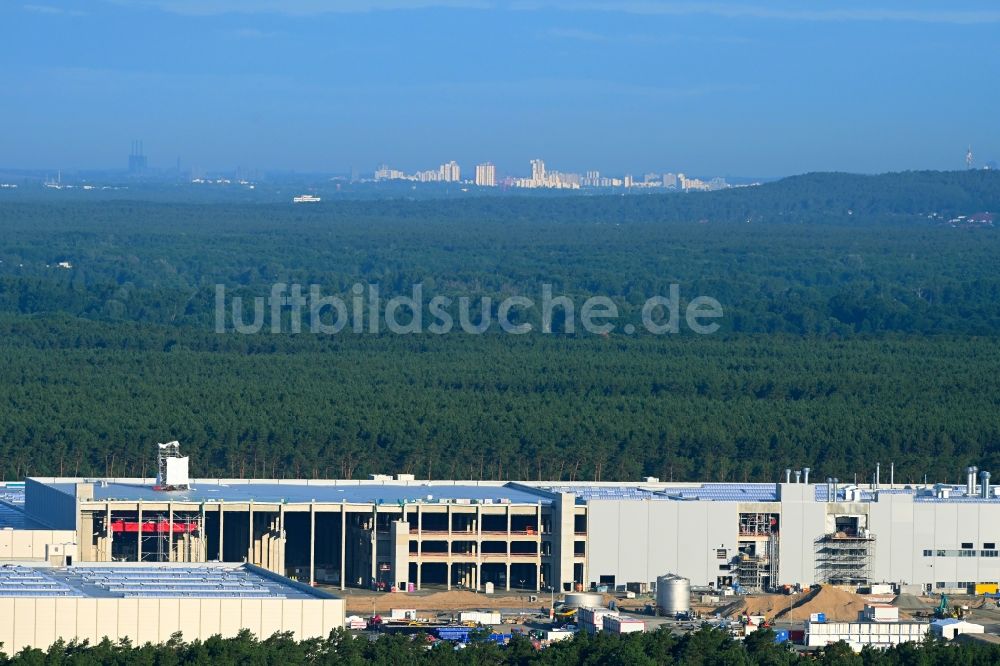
[563,592,604,609]
[656,574,691,614]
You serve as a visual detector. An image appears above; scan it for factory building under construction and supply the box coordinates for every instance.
[4,450,1000,596]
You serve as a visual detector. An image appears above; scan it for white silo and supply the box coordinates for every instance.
[656,574,691,614]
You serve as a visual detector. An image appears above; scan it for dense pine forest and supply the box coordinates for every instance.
[1,170,999,483]
[2,627,998,665]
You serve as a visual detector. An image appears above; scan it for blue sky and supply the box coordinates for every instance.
[3,0,998,177]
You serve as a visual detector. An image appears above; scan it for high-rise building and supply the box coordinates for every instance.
[475,163,497,187]
[439,161,461,182]
[374,164,406,181]
[128,140,147,174]
[530,159,546,185]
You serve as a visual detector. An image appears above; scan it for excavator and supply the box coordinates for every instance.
[933,594,967,619]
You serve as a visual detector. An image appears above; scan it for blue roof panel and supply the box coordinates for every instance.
[39,481,550,506]
[0,564,333,600]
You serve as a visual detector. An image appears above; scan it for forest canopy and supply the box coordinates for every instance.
[0,170,998,483]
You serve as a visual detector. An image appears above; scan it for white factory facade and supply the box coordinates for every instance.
[4,465,1000,596]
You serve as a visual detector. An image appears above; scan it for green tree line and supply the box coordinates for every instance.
[2,627,998,666]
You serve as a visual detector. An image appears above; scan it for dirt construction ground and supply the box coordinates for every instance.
[717,586,909,622]
[333,589,551,615]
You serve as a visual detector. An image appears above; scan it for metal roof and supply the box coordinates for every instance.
[0,564,332,600]
[0,487,48,530]
[39,480,551,506]
[542,483,779,503]
[813,484,1000,504]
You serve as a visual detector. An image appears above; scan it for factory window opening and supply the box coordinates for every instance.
[508,563,538,590]
[834,516,862,536]
[923,550,932,557]
[451,540,477,555]
[716,548,727,559]
[510,515,539,535]
[962,542,974,550]
[739,513,779,536]
[420,513,448,534]
[985,542,996,550]
[421,540,448,554]
[599,575,616,588]
[481,541,507,555]
[480,514,507,534]
[510,541,538,556]
[451,513,476,534]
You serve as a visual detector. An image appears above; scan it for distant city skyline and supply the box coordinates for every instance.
[372,158,732,190]
[2,1,998,176]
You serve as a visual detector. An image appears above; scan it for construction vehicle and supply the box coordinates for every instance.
[934,595,950,618]
[554,607,578,622]
[933,595,966,619]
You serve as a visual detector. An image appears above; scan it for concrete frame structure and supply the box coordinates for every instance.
[23,479,575,593]
[14,472,1000,595]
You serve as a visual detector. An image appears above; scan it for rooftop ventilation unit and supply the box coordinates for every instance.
[155,441,190,491]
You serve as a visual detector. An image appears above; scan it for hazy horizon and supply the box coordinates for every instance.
[4,0,999,177]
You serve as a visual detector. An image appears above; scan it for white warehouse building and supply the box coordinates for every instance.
[4,464,1000,596]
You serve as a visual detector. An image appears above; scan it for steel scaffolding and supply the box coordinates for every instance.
[814,533,875,585]
[735,534,779,592]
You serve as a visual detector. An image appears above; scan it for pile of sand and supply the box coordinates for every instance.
[718,592,806,619]
[720,586,904,623]
[781,586,869,621]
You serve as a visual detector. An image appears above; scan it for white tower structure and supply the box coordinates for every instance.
[156,441,191,490]
[530,159,546,185]
[475,163,497,187]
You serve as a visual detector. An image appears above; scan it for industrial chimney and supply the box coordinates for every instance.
[981,471,992,499]
[803,467,811,484]
[785,469,792,484]
[967,466,978,496]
